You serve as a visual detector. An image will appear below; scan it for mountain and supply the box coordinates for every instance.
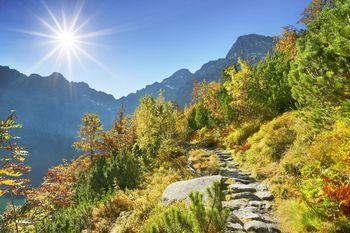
[0,34,274,184]
[115,34,275,113]
[0,67,119,185]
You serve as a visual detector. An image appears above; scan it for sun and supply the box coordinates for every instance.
[18,1,116,75]
[57,31,76,49]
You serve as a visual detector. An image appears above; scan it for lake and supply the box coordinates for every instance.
[0,196,25,213]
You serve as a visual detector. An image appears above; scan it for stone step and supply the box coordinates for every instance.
[223,199,248,210]
[232,192,260,201]
[233,178,256,184]
[244,220,280,233]
[228,183,257,193]
[255,191,274,201]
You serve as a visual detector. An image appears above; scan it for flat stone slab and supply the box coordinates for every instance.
[162,175,223,205]
[229,183,256,193]
[232,192,261,201]
[233,178,255,184]
[223,199,248,210]
[244,220,280,233]
[227,222,244,231]
[255,191,274,201]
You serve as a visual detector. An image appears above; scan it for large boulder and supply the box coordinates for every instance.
[162,175,223,205]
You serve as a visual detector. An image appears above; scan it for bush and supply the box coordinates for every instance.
[188,149,219,175]
[111,168,183,233]
[91,191,133,233]
[75,149,144,202]
[190,127,220,148]
[146,181,229,233]
[244,112,299,163]
[224,120,261,149]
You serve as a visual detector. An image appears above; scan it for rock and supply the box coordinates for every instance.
[255,191,274,201]
[234,178,255,184]
[234,210,262,222]
[223,199,248,210]
[227,213,243,225]
[249,200,265,208]
[227,222,244,231]
[229,183,256,193]
[162,175,223,205]
[244,220,280,233]
[232,192,260,201]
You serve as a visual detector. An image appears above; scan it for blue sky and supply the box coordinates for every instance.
[0,0,310,98]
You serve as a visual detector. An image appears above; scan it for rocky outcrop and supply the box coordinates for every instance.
[162,175,223,205]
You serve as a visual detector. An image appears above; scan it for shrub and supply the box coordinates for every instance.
[91,191,133,233]
[224,120,261,149]
[147,181,229,233]
[111,168,183,233]
[244,112,299,163]
[188,149,219,175]
[190,127,220,148]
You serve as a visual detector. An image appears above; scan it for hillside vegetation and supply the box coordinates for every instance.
[1,0,350,232]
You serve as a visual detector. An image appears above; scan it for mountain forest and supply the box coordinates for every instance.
[0,0,350,232]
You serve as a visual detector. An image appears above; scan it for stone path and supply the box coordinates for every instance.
[215,150,280,233]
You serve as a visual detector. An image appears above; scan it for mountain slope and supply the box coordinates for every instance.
[0,66,119,184]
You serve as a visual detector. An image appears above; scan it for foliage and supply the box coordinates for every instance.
[300,118,350,219]
[223,58,256,123]
[289,0,350,126]
[134,93,184,163]
[254,51,296,115]
[99,106,136,155]
[189,127,220,148]
[224,120,261,149]
[112,168,183,233]
[74,113,103,162]
[0,111,30,197]
[148,181,229,233]
[91,191,133,233]
[301,0,333,25]
[75,149,144,202]
[0,111,30,233]
[188,149,219,175]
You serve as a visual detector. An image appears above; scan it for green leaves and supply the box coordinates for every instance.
[149,181,229,233]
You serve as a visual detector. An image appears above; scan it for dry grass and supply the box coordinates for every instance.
[188,149,219,175]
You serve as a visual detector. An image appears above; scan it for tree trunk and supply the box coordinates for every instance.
[10,190,19,233]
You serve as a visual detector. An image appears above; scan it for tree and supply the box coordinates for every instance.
[134,93,178,159]
[301,0,333,25]
[223,58,256,122]
[289,0,350,125]
[0,111,30,233]
[74,113,103,162]
[255,51,296,115]
[99,106,136,155]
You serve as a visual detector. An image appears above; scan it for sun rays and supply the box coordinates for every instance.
[19,1,116,77]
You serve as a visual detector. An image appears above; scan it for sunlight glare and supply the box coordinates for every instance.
[57,31,76,49]
[19,1,117,76]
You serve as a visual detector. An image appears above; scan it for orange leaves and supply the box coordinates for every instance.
[275,27,298,59]
[323,180,350,215]
[28,156,89,209]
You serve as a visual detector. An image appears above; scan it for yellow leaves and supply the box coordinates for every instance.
[0,178,24,186]
[0,168,22,177]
